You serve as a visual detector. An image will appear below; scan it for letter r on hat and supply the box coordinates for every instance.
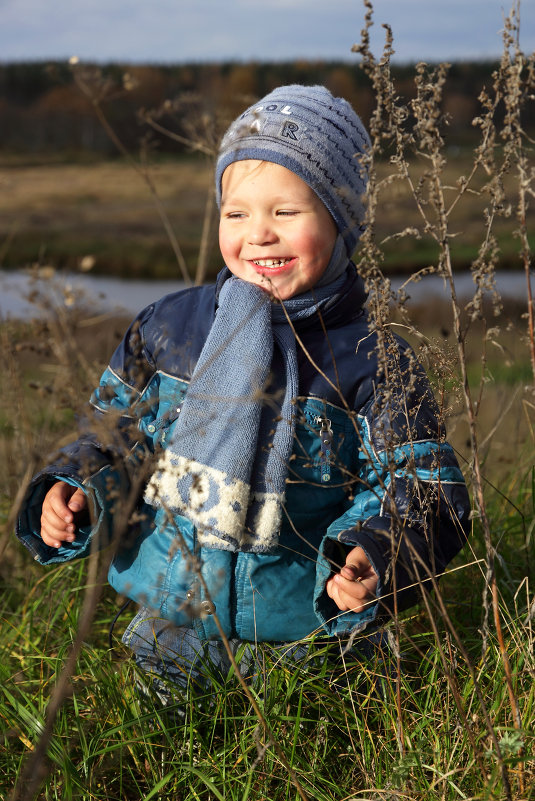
[281,121,299,140]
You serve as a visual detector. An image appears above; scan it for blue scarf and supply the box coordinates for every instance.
[146,245,351,553]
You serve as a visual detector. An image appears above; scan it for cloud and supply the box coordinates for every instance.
[0,0,532,63]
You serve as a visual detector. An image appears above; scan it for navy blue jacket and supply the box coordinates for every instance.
[17,270,470,642]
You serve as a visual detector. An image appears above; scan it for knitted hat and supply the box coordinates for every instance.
[215,84,370,256]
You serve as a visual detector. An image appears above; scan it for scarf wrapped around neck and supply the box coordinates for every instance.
[146,242,352,553]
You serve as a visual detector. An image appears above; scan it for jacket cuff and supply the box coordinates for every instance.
[333,516,433,615]
[16,464,121,565]
[314,530,381,637]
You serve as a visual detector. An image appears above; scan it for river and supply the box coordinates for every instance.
[0,267,531,320]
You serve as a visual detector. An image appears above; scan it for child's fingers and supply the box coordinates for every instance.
[40,482,83,548]
[40,513,76,548]
[340,564,362,581]
[342,547,376,579]
[335,573,376,610]
[67,487,87,513]
[325,542,379,612]
[46,483,87,521]
[45,482,74,521]
[325,568,377,613]
[41,500,76,544]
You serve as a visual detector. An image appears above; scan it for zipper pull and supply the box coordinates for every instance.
[320,418,333,483]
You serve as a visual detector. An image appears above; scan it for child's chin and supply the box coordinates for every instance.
[262,282,293,301]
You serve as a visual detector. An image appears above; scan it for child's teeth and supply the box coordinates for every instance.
[254,259,289,267]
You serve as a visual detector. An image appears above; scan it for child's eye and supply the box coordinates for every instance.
[276,210,298,217]
[226,211,246,219]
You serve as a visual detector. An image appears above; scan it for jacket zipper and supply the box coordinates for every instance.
[315,415,333,483]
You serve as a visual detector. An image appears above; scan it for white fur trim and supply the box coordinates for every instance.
[145,452,283,550]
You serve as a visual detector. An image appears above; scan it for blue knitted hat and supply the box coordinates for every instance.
[215,84,370,256]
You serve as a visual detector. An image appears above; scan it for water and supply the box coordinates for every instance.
[0,267,531,320]
[0,269,187,320]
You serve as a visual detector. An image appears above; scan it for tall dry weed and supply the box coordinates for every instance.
[352,3,533,795]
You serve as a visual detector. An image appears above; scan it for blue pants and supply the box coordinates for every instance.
[122,606,387,708]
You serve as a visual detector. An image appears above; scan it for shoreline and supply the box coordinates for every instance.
[0,266,530,320]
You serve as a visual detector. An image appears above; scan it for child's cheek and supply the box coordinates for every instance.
[219,227,240,269]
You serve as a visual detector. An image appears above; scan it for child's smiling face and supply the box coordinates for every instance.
[219,160,338,300]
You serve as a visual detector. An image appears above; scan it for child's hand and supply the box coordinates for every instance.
[40,481,88,549]
[325,546,378,613]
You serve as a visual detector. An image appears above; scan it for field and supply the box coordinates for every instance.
[0,158,216,281]
[0,155,532,283]
[1,14,535,800]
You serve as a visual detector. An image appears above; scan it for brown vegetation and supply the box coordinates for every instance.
[0,154,530,280]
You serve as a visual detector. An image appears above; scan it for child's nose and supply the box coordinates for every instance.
[247,218,278,245]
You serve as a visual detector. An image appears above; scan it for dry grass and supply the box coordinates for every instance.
[0,159,216,278]
[1,154,531,280]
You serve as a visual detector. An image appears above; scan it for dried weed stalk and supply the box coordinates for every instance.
[354,1,533,796]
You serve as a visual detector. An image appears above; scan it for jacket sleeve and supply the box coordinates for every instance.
[314,338,471,636]
[16,304,159,565]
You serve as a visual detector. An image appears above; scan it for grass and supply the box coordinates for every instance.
[0,518,533,800]
[0,158,218,280]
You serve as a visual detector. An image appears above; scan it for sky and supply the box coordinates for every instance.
[0,0,533,65]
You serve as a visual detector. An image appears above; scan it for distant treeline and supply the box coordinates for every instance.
[0,59,533,159]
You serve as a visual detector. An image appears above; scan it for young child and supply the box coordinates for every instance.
[17,85,470,698]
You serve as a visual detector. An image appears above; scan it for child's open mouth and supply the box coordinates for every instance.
[251,258,295,270]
